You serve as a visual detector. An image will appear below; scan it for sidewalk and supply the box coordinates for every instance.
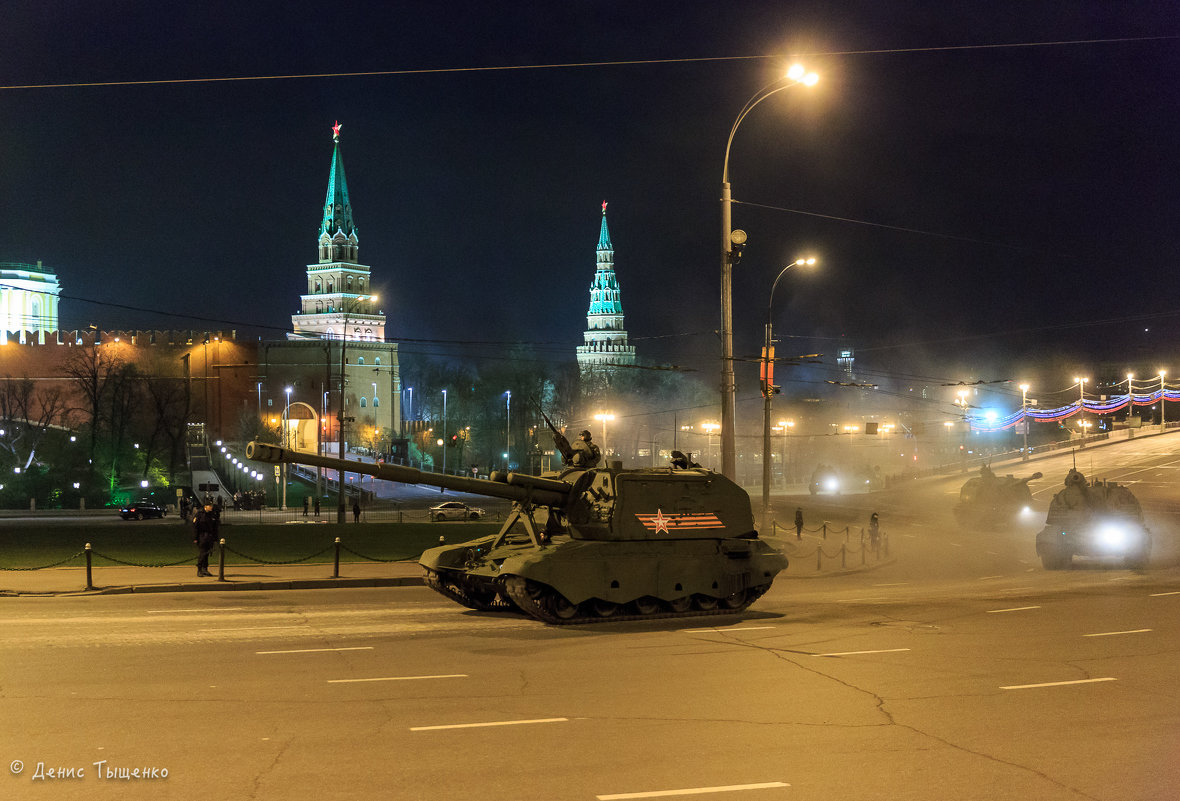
[0,559,425,597]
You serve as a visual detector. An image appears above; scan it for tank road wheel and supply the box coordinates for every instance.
[693,594,719,611]
[719,589,748,610]
[667,597,692,613]
[591,599,619,618]
[548,593,580,620]
[630,596,660,616]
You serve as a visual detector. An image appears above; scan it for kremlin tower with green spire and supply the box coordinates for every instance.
[576,201,636,376]
[291,121,385,341]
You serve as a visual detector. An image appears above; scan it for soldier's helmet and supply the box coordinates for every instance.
[580,429,592,439]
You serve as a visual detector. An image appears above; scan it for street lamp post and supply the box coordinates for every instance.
[440,388,448,490]
[282,386,292,510]
[761,257,815,530]
[336,293,376,523]
[719,63,818,481]
[1160,370,1167,429]
[1075,376,1087,445]
[1019,383,1030,461]
[504,390,511,469]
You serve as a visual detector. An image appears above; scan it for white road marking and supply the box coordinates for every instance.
[198,625,308,632]
[1083,629,1152,638]
[1150,591,1180,597]
[947,542,963,548]
[986,606,1041,614]
[146,607,246,613]
[978,575,1004,580]
[836,597,890,603]
[329,673,466,683]
[1001,677,1117,690]
[873,582,909,587]
[257,646,375,655]
[682,626,777,633]
[410,717,567,731]
[597,782,790,799]
[813,648,911,657]
[985,551,1000,555]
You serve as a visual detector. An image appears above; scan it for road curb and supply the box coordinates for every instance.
[4,575,426,597]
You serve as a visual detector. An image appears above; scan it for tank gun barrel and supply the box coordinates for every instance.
[245,442,570,506]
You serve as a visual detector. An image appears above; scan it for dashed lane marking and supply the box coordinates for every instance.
[986,606,1041,614]
[1083,629,1152,637]
[1151,591,1180,597]
[1001,677,1117,690]
[682,626,777,633]
[597,782,790,799]
[257,646,375,655]
[411,717,567,731]
[813,648,911,657]
[147,607,247,613]
[329,674,466,684]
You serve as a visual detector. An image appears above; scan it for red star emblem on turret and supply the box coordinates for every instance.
[601,200,608,213]
[650,508,670,534]
[332,120,342,140]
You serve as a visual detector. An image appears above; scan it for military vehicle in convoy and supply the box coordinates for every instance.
[246,439,788,624]
[953,465,1042,528]
[1035,468,1151,570]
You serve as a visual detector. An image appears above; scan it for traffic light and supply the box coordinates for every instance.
[449,434,459,447]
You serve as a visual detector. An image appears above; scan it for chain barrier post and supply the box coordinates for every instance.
[217,538,226,581]
[333,537,341,578]
[816,545,822,571]
[822,521,828,539]
[85,543,94,590]
[841,544,847,568]
[861,541,866,565]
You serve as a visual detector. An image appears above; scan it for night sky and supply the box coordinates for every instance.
[3,1,1179,408]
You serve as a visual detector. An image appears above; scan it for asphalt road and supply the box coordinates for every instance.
[2,435,1179,800]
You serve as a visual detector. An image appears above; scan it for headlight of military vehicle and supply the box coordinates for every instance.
[1094,523,1129,550]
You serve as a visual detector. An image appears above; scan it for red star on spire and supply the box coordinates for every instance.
[601,200,608,214]
[332,120,342,141]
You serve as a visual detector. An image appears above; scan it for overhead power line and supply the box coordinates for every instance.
[2,36,1173,92]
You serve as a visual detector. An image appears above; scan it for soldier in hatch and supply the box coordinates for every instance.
[570,429,602,468]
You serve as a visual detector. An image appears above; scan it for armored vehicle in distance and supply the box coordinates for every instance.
[1035,469,1151,570]
[954,465,1042,528]
[246,442,788,624]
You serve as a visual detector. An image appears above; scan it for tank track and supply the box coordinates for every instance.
[424,570,515,612]
[503,575,771,625]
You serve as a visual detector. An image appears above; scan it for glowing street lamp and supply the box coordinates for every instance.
[761,256,816,529]
[440,388,448,490]
[719,64,819,480]
[594,412,615,455]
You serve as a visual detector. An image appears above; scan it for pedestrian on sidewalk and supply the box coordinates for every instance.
[193,505,216,577]
[313,496,321,517]
[303,496,309,517]
[794,507,804,540]
[352,500,361,523]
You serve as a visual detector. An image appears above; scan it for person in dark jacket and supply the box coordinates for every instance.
[193,505,217,577]
[794,508,804,540]
[352,500,361,523]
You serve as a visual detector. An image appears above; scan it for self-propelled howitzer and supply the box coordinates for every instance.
[245,442,787,624]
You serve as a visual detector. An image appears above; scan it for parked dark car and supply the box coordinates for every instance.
[120,500,167,520]
[429,501,485,521]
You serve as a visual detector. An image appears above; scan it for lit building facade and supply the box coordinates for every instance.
[0,261,61,344]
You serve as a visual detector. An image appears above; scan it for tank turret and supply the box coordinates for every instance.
[246,441,788,623]
[1034,469,1150,569]
[953,466,1043,528]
